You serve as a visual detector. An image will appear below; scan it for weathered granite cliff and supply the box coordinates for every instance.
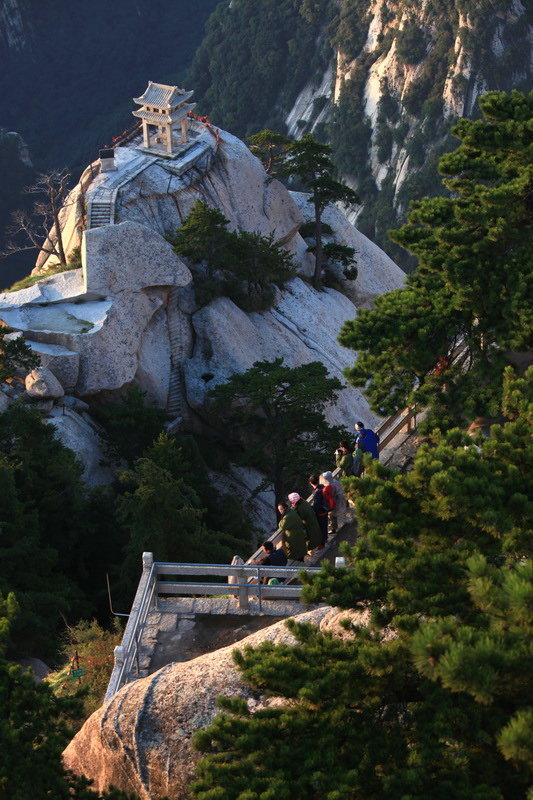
[0,123,404,459]
[190,0,532,268]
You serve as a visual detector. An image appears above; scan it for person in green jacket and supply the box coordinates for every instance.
[335,440,354,478]
[288,492,321,551]
[278,502,307,561]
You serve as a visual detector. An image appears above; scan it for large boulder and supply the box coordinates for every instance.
[184,277,381,431]
[63,607,335,799]
[28,291,163,396]
[25,367,64,399]
[82,221,192,295]
[48,408,114,486]
[0,269,85,310]
[27,341,80,392]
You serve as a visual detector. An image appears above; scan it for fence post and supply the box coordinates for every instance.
[237,568,249,610]
[142,552,154,571]
[113,645,124,686]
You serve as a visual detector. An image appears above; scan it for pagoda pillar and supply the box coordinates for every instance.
[142,120,150,149]
[166,124,173,155]
[180,117,188,144]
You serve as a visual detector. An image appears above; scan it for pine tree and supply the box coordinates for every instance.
[283,134,359,288]
[339,90,533,428]
[0,600,144,800]
[247,129,292,175]
[192,368,532,800]
[209,358,346,510]
[171,200,231,281]
[0,330,39,382]
[118,434,251,582]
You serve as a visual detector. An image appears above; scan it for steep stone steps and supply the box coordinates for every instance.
[166,288,187,418]
[88,202,113,227]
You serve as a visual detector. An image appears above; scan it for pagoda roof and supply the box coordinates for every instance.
[133,82,194,110]
[132,103,196,124]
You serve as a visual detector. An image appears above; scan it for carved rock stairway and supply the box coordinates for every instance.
[88,201,113,228]
[86,153,158,230]
[166,288,187,418]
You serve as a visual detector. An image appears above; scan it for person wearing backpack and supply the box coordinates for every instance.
[321,470,345,534]
[335,441,354,478]
[354,421,380,460]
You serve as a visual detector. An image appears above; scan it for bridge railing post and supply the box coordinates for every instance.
[237,568,249,610]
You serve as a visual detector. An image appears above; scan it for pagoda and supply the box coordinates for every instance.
[132,82,196,156]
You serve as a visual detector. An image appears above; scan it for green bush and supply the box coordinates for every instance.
[46,619,122,728]
[173,202,295,311]
[396,23,429,65]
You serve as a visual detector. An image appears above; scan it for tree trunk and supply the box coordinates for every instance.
[313,201,323,289]
[50,189,67,267]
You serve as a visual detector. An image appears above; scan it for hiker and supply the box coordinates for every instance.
[278,502,307,561]
[354,421,380,460]
[288,492,321,551]
[255,539,288,583]
[352,436,366,477]
[321,470,346,534]
[258,540,288,567]
[309,474,329,547]
[335,441,354,478]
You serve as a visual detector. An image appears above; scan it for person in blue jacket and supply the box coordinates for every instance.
[354,421,380,460]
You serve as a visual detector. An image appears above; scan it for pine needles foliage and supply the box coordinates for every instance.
[192,368,533,800]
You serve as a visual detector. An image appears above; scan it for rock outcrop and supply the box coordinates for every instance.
[48,407,113,487]
[82,221,191,295]
[184,277,379,430]
[63,606,360,799]
[0,121,405,487]
[25,367,65,399]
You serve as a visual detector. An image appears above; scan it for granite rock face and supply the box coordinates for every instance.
[184,277,381,431]
[134,307,171,407]
[63,606,337,799]
[82,221,191,295]
[116,130,303,244]
[48,407,113,486]
[290,191,406,306]
[0,269,85,310]
[25,366,65,399]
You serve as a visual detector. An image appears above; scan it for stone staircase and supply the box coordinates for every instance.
[86,153,158,230]
[88,201,113,228]
[166,287,186,418]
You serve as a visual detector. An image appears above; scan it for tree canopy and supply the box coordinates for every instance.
[339,90,533,429]
[282,134,359,288]
[171,201,295,310]
[209,358,347,510]
[192,366,533,800]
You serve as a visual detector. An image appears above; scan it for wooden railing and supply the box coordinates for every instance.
[105,553,320,700]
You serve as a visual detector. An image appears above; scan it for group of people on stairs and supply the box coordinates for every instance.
[256,421,381,566]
